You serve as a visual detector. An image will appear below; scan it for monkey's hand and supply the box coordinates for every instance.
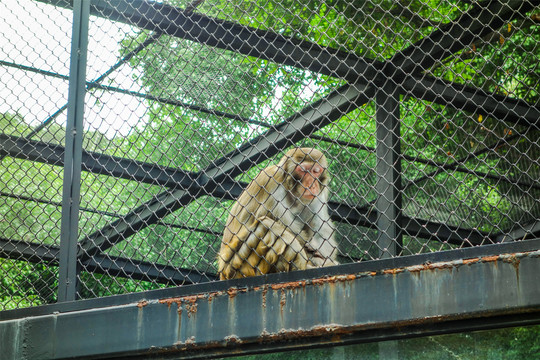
[258,217,310,272]
[305,244,338,268]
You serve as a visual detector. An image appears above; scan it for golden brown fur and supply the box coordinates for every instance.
[218,148,338,280]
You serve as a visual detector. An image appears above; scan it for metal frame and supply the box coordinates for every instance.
[1,0,540,355]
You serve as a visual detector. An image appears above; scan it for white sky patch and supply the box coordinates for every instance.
[0,0,149,138]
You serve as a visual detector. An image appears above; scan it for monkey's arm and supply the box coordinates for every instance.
[218,216,309,279]
[305,213,339,267]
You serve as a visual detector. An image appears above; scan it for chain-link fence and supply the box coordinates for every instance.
[0,0,538,310]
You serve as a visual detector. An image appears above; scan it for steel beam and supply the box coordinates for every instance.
[0,238,59,264]
[0,238,216,285]
[401,75,540,129]
[390,0,535,74]
[0,134,198,189]
[37,0,380,83]
[375,84,403,258]
[201,84,373,182]
[1,241,539,359]
[57,0,90,302]
[81,253,217,285]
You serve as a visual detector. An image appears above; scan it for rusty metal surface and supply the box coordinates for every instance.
[1,249,540,359]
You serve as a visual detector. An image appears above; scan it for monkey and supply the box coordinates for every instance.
[218,147,338,280]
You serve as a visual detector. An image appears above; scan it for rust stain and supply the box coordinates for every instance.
[224,335,243,344]
[262,285,268,309]
[407,264,427,272]
[311,275,355,285]
[227,287,247,299]
[258,324,354,342]
[501,254,521,271]
[159,294,202,307]
[271,280,306,290]
[383,268,404,275]
[186,303,198,318]
[426,261,454,270]
[481,255,499,262]
[279,289,287,313]
[312,276,335,285]
[137,300,148,308]
[463,258,480,265]
[159,292,224,307]
[227,288,238,299]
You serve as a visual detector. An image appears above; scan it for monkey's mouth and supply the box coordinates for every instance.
[300,178,321,200]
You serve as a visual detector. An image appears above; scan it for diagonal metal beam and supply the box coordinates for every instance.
[201,84,373,182]
[390,0,536,74]
[23,1,540,131]
[38,0,380,83]
[77,188,198,259]
[79,84,374,257]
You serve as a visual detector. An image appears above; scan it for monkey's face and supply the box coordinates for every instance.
[293,162,326,200]
[280,148,329,203]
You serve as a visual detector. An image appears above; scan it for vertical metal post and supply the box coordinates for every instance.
[375,84,403,259]
[58,0,90,302]
[376,84,402,360]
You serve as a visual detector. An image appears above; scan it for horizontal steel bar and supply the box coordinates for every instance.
[0,237,59,263]
[0,238,215,285]
[81,253,217,285]
[2,243,539,359]
[0,134,198,189]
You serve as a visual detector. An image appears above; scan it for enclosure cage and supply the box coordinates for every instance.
[0,0,539,359]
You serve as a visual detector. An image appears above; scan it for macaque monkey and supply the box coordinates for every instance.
[218,147,338,280]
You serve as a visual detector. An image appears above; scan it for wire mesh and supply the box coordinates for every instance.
[0,0,538,309]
